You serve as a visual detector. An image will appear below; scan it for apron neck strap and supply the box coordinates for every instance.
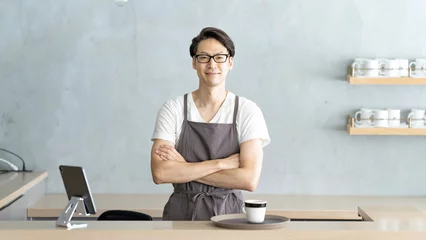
[233,95,239,125]
[184,93,188,121]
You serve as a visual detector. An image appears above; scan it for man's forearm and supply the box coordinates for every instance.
[195,168,258,191]
[152,143,239,184]
[153,159,224,184]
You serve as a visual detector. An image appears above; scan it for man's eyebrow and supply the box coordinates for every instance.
[197,51,227,55]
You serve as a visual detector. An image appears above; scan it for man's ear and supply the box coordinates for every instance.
[192,57,197,70]
[229,56,234,70]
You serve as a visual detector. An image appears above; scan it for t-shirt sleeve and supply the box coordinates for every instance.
[239,102,271,148]
[151,101,176,144]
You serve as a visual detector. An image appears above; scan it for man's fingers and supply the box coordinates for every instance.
[156,151,171,160]
[158,146,178,157]
[159,153,168,160]
[156,148,178,161]
[156,145,185,162]
[156,148,170,154]
[160,145,174,150]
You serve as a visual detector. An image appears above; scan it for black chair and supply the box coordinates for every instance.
[97,210,153,221]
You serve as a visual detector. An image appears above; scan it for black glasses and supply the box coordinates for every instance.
[194,54,230,63]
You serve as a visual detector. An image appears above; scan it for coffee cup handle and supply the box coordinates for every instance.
[409,62,416,73]
[351,62,361,75]
[369,113,374,124]
[378,62,386,75]
[354,111,362,124]
[407,112,414,124]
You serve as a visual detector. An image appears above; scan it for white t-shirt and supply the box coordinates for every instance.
[151,92,271,147]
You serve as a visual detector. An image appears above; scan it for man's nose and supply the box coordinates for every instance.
[207,57,217,68]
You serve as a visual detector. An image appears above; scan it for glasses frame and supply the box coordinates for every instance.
[194,54,230,63]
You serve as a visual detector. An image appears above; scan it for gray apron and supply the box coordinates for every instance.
[162,93,244,220]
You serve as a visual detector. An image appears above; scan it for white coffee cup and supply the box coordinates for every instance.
[351,59,379,77]
[387,109,401,127]
[408,59,426,78]
[351,58,368,76]
[379,60,400,77]
[354,108,374,126]
[243,200,267,223]
[394,59,409,77]
[373,109,389,128]
[407,109,425,127]
[363,60,380,77]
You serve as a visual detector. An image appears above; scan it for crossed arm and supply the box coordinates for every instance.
[150,139,263,192]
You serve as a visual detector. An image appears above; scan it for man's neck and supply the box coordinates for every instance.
[192,88,228,108]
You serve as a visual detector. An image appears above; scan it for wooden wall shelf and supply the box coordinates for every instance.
[346,66,426,85]
[346,74,426,85]
[346,116,426,136]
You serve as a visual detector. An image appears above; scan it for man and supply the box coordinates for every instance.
[151,27,270,220]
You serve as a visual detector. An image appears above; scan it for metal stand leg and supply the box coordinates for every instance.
[56,196,88,229]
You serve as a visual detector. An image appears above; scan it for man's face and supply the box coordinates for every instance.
[192,38,233,88]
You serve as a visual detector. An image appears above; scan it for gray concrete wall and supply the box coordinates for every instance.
[1,0,426,195]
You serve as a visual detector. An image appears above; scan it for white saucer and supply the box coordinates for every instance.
[354,124,374,128]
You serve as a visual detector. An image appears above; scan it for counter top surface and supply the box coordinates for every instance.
[28,193,426,220]
[3,206,426,240]
[1,215,426,231]
[6,175,426,239]
[0,171,48,209]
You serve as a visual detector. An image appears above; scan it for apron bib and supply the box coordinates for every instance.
[162,93,244,220]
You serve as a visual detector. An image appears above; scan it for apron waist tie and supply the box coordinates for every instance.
[174,189,239,220]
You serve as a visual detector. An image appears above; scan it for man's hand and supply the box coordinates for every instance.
[223,153,240,169]
[155,145,186,162]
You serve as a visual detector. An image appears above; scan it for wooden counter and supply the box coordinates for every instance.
[0,171,47,209]
[28,193,426,221]
[3,206,426,240]
[6,174,426,239]
[0,171,47,220]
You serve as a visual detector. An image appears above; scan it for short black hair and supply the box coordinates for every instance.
[189,27,235,58]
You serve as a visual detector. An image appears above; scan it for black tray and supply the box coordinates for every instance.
[210,214,290,230]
